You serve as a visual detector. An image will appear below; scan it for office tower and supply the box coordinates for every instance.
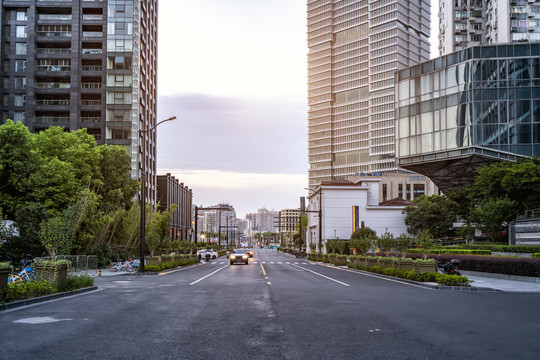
[439,0,540,56]
[306,0,430,187]
[0,0,158,203]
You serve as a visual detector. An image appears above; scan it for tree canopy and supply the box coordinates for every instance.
[0,121,140,263]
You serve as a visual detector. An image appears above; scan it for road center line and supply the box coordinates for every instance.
[292,264,350,287]
[189,265,228,285]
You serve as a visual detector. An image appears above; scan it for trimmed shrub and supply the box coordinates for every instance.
[462,244,540,254]
[406,248,491,255]
[532,253,540,259]
[435,274,472,286]
[5,280,56,302]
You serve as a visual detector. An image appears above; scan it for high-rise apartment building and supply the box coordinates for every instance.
[439,0,540,56]
[306,0,430,187]
[0,0,158,203]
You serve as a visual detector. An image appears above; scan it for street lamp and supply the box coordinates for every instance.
[139,116,177,273]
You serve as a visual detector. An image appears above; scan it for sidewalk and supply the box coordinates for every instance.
[461,271,540,293]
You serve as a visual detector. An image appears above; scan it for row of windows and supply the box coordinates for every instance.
[333,40,368,57]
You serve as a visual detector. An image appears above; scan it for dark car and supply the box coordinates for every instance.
[229,249,249,265]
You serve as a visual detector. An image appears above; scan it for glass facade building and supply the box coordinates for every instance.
[396,43,540,189]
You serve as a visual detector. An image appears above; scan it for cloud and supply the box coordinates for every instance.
[157,93,308,174]
[159,168,307,218]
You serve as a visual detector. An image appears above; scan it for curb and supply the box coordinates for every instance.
[0,286,98,311]
[310,261,502,292]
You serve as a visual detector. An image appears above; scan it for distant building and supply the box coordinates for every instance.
[156,173,193,241]
[278,209,301,245]
[257,207,278,233]
[395,43,540,190]
[246,213,257,231]
[306,179,410,254]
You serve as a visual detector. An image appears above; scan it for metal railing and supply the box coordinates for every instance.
[36,65,71,72]
[36,82,71,89]
[37,48,71,55]
[81,99,101,106]
[82,66,102,71]
[54,255,98,276]
[35,116,69,123]
[36,99,70,106]
[81,82,102,88]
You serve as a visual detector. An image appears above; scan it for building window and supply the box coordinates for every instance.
[15,43,26,55]
[14,94,24,106]
[16,11,27,21]
[406,184,411,200]
[14,77,25,89]
[413,184,425,199]
[382,183,387,202]
[15,60,26,72]
[398,184,403,199]
[16,25,27,38]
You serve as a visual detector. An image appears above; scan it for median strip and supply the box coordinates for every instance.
[189,265,228,285]
[261,263,271,285]
[292,264,350,287]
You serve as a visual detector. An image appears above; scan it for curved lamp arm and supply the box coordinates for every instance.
[139,116,177,133]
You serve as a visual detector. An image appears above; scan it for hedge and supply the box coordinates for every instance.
[461,244,540,254]
[411,253,540,278]
[407,248,491,255]
[531,253,540,259]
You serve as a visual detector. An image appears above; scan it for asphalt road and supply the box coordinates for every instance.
[1,248,539,360]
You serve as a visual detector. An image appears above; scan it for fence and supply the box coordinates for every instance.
[53,255,99,276]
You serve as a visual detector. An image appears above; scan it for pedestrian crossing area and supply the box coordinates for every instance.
[208,261,312,265]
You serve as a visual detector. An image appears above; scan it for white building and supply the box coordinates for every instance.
[306,179,410,253]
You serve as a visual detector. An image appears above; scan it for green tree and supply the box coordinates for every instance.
[0,120,39,218]
[294,215,307,250]
[378,232,395,253]
[416,229,434,259]
[350,227,377,254]
[335,240,347,255]
[396,233,412,257]
[402,195,458,237]
[39,216,70,259]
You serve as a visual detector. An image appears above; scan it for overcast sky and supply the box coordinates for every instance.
[156,1,439,218]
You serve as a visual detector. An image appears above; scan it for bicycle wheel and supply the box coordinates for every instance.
[8,274,23,283]
[125,263,134,272]
[108,263,118,272]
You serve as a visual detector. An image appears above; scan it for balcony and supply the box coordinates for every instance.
[35,116,70,123]
[82,15,104,21]
[38,14,72,21]
[82,32,103,38]
[36,82,71,89]
[81,49,103,55]
[81,82,102,89]
[37,48,71,55]
[35,99,70,106]
[80,117,101,123]
[81,99,102,106]
[37,31,71,38]
[81,65,102,72]
[36,65,71,72]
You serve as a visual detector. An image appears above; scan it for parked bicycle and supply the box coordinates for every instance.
[7,256,36,283]
[108,259,134,272]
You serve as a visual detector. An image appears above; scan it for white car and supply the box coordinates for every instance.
[198,249,218,260]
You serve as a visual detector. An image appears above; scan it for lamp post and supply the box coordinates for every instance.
[139,116,177,273]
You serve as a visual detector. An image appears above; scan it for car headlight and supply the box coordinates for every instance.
[230,255,236,260]
[242,255,248,259]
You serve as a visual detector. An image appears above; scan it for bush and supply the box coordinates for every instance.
[406,248,491,255]
[404,253,540,278]
[435,274,472,286]
[142,258,199,273]
[532,253,540,259]
[56,275,94,292]
[461,244,540,253]
[4,280,56,302]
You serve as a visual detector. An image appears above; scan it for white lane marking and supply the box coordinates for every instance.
[262,262,266,264]
[278,262,282,264]
[14,317,73,324]
[292,264,350,287]
[270,262,274,264]
[286,262,291,264]
[190,265,228,285]
[302,262,307,264]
